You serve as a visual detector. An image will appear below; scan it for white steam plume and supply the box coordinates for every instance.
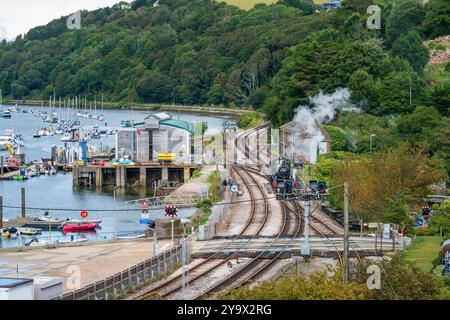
[288,88,358,164]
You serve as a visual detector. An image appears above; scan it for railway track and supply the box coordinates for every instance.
[236,124,270,166]
[134,165,272,300]
[193,196,302,299]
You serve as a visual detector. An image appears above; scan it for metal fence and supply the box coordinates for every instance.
[54,242,189,300]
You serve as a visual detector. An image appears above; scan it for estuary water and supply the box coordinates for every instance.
[0,105,231,248]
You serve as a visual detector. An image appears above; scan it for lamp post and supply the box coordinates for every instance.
[370,134,376,154]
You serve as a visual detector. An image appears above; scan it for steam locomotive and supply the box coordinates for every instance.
[272,159,299,200]
[272,159,328,200]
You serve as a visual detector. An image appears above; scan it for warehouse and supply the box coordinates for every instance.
[115,112,194,164]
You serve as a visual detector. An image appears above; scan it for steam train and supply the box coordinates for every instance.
[272,159,328,200]
[272,159,297,195]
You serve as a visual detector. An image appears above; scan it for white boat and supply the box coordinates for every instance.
[61,133,72,142]
[19,227,42,235]
[0,135,17,150]
[117,234,146,240]
[0,110,11,118]
[38,215,64,223]
[63,218,102,225]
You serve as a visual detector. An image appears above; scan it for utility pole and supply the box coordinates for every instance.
[343,181,350,283]
[181,236,189,298]
[0,196,3,229]
[21,188,26,218]
[301,200,311,260]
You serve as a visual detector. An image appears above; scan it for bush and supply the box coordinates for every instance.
[236,112,264,129]
[324,125,348,151]
[222,269,368,300]
[352,253,443,300]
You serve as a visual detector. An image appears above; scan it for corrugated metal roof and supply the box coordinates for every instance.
[160,119,194,134]
[139,113,194,134]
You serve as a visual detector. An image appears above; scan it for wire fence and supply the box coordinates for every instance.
[53,240,192,300]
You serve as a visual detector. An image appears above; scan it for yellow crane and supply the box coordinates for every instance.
[4,143,15,156]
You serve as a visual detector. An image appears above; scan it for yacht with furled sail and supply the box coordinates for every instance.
[0,90,12,118]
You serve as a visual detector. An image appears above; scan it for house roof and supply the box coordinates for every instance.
[136,113,194,134]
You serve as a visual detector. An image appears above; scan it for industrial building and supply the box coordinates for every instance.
[116,112,194,164]
[73,113,196,188]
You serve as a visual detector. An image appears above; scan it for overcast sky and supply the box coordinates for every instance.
[0,0,133,40]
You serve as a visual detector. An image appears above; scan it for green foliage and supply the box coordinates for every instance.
[423,201,450,236]
[280,0,317,15]
[391,31,429,74]
[352,253,444,300]
[222,269,368,300]
[0,0,331,107]
[236,111,264,129]
[428,80,450,116]
[397,105,442,141]
[385,0,425,44]
[383,192,413,225]
[207,170,221,203]
[310,152,347,182]
[348,69,375,108]
[423,0,450,39]
[193,198,213,226]
[323,125,347,151]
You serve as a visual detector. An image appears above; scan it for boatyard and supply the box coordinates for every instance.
[0,103,230,250]
[0,0,448,306]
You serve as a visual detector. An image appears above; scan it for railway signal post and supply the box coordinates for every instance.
[301,200,311,260]
[343,181,350,283]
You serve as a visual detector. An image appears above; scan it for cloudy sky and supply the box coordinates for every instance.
[0,0,133,40]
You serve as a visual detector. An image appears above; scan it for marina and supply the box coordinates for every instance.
[0,104,230,249]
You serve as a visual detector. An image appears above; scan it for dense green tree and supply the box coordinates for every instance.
[280,0,317,15]
[372,71,422,115]
[206,84,227,105]
[348,69,375,108]
[136,72,173,103]
[391,31,429,74]
[428,80,450,116]
[397,105,442,140]
[263,29,345,125]
[10,82,29,98]
[423,0,450,39]
[385,0,425,44]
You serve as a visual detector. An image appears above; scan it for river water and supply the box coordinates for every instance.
[0,105,230,248]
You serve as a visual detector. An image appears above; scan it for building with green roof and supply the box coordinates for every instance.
[116,112,194,163]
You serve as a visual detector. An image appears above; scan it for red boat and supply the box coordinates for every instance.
[63,223,98,233]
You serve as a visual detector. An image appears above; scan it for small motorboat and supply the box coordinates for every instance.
[62,223,98,233]
[64,218,102,225]
[0,110,12,118]
[19,227,42,235]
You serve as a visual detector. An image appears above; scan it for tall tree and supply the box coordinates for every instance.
[391,30,429,74]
